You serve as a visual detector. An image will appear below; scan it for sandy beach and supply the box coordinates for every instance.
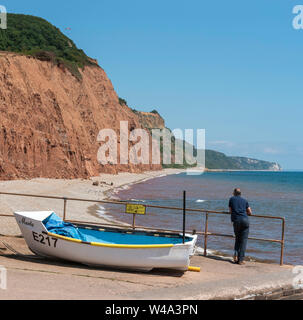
[0,168,187,236]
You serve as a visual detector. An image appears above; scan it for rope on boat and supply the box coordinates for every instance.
[0,240,18,254]
[0,239,41,260]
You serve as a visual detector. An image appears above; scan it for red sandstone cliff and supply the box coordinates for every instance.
[0,52,161,180]
[135,111,165,130]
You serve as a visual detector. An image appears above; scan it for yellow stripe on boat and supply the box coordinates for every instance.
[48,232,82,243]
[47,232,174,249]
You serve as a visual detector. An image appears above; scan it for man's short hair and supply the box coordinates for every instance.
[233,188,241,196]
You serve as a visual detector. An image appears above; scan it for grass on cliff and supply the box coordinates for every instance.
[0,13,97,79]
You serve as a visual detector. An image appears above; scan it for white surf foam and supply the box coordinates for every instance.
[96,205,112,219]
[195,246,216,256]
[130,199,146,203]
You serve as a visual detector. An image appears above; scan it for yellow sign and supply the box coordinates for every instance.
[125,204,146,215]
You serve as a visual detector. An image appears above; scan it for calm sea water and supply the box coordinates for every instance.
[100,171,303,265]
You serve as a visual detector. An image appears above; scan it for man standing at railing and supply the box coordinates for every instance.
[229,188,252,265]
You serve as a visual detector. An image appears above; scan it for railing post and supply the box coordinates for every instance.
[280,218,285,266]
[204,212,209,256]
[132,213,136,230]
[183,190,186,244]
[63,197,67,221]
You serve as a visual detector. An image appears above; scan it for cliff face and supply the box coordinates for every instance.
[227,156,281,171]
[205,150,282,171]
[135,111,165,130]
[0,52,161,180]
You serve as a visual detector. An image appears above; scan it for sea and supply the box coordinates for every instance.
[98,171,303,266]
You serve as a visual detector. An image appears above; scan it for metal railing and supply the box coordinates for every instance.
[0,191,285,265]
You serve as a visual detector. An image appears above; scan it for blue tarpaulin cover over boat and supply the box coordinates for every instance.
[43,212,191,245]
[43,213,85,240]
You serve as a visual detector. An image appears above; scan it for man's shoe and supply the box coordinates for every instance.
[238,261,245,265]
[233,254,238,263]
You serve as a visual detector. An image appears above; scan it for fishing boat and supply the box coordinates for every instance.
[14,211,198,272]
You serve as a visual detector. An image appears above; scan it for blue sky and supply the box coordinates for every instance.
[4,0,303,169]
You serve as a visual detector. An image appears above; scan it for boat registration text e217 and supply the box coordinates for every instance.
[32,231,58,247]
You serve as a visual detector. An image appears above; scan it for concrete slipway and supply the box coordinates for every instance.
[0,235,302,300]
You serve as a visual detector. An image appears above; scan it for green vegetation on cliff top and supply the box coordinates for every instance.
[0,13,97,79]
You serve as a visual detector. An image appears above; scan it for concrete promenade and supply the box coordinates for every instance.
[0,235,300,300]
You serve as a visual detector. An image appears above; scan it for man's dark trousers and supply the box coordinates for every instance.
[233,217,249,262]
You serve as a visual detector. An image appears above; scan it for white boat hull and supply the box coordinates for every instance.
[14,211,197,272]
